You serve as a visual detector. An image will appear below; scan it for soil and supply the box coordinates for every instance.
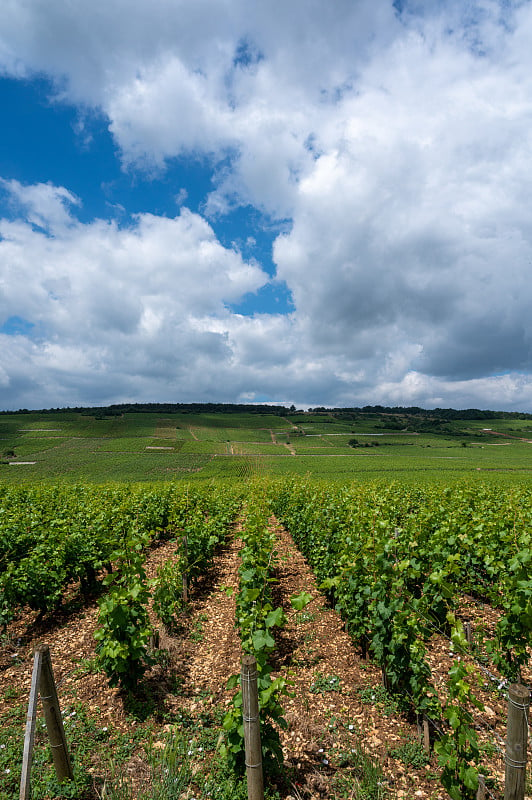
[1,521,528,799]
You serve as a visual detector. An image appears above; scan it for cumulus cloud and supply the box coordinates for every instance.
[0,180,276,407]
[1,179,81,233]
[1,1,532,409]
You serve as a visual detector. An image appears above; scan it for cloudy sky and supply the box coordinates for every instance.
[1,0,532,411]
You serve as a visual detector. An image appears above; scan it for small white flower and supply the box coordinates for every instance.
[188,750,193,755]
[5,769,10,774]
[322,759,329,765]
[318,748,324,753]
[348,724,354,730]
[102,727,108,732]
[0,744,5,749]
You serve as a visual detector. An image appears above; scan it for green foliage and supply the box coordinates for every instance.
[221,497,290,776]
[310,673,341,693]
[94,530,153,689]
[357,684,399,715]
[493,547,532,680]
[2,473,532,797]
[389,737,429,769]
[290,590,312,610]
[222,668,290,775]
[434,616,483,800]
[0,483,240,628]
[92,487,239,689]
[152,557,184,629]
[268,479,532,795]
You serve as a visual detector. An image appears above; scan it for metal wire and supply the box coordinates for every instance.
[504,756,527,769]
[508,695,530,737]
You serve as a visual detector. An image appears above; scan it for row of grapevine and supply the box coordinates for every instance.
[268,479,532,798]
[0,484,240,631]
[2,478,530,796]
[270,480,532,679]
[222,493,292,775]
[95,485,241,688]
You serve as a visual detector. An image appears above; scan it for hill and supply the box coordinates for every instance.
[1,404,532,485]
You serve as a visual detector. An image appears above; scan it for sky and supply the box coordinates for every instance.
[1,0,532,412]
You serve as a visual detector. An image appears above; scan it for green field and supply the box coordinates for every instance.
[1,407,531,485]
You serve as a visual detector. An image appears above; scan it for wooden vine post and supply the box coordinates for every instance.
[241,654,264,800]
[416,714,431,753]
[20,644,73,800]
[504,683,530,800]
[182,533,189,603]
[422,715,430,753]
[464,621,472,646]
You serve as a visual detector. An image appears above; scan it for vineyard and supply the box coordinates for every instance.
[0,480,531,799]
[2,408,532,485]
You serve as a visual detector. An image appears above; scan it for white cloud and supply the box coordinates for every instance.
[0,181,275,407]
[1,178,81,233]
[1,2,532,409]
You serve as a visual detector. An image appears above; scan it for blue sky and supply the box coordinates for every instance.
[1,0,532,411]
[0,74,290,309]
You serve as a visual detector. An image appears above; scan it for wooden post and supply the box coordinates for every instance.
[19,648,44,800]
[182,534,188,603]
[504,683,530,800]
[465,621,472,646]
[476,773,486,800]
[241,655,264,800]
[422,715,430,753]
[416,713,431,752]
[38,645,73,783]
[19,645,73,800]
